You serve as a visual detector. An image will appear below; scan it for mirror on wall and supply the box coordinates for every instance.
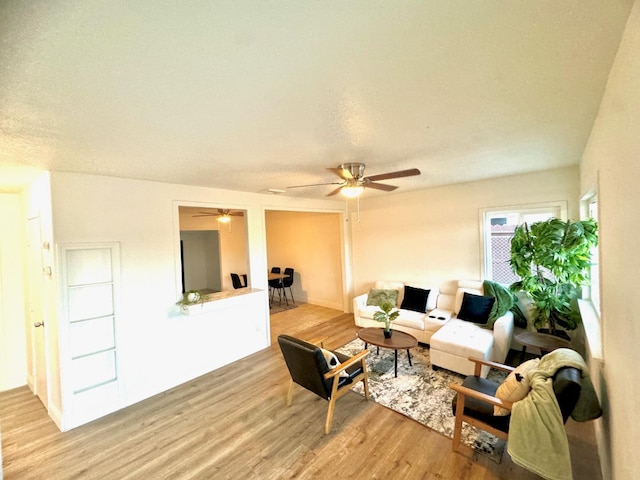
[178,206,249,293]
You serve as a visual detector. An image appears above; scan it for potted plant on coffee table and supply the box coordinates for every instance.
[373,301,400,338]
[509,217,598,339]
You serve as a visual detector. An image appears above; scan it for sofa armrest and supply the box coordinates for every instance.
[353,293,369,325]
[492,310,515,364]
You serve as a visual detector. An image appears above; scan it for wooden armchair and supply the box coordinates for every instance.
[449,357,581,452]
[277,334,370,434]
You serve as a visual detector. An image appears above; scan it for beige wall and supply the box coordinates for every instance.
[265,210,344,310]
[351,166,580,295]
[0,194,27,391]
[580,2,640,478]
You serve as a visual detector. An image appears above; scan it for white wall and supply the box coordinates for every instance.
[350,166,579,295]
[47,172,345,423]
[579,2,640,478]
[0,194,27,391]
[265,210,344,309]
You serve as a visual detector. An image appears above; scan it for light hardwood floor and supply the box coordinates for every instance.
[1,303,602,479]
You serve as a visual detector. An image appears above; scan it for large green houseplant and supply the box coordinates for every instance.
[509,217,598,336]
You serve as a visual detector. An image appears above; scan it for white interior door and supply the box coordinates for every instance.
[26,217,48,408]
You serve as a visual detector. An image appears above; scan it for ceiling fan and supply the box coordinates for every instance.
[193,208,244,223]
[288,162,421,197]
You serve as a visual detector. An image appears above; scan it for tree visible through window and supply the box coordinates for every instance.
[482,203,566,285]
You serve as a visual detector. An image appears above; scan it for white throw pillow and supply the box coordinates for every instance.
[320,348,349,377]
[494,358,540,415]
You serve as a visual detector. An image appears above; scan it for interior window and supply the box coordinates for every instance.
[178,206,249,294]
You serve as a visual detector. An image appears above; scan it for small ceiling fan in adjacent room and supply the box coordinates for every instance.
[287,162,421,198]
[193,209,244,231]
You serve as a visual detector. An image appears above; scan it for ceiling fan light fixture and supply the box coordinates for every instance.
[217,214,231,223]
[340,185,364,198]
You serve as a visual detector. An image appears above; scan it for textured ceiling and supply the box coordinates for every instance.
[0,1,633,197]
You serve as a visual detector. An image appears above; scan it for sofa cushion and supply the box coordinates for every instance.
[430,319,494,359]
[494,358,540,415]
[358,304,381,320]
[393,309,426,330]
[457,292,495,325]
[400,285,430,313]
[366,289,399,307]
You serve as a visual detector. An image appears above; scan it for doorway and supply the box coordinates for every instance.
[26,216,48,409]
[265,210,345,311]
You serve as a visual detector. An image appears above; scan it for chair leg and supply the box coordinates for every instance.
[288,286,295,304]
[452,394,465,452]
[325,397,337,434]
[362,371,370,400]
[286,380,295,406]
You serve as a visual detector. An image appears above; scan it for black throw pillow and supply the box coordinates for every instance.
[457,292,495,325]
[400,285,431,313]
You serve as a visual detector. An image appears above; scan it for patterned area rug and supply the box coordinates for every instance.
[336,338,507,463]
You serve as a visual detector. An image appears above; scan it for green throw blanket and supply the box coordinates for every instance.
[507,348,602,480]
[482,280,527,328]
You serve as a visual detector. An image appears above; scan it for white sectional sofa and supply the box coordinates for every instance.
[353,280,514,378]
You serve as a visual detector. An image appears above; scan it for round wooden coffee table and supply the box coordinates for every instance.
[357,327,418,377]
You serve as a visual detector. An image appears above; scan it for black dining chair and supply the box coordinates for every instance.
[282,267,295,304]
[231,273,246,289]
[269,267,283,304]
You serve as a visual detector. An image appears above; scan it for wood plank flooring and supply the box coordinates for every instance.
[1,303,602,479]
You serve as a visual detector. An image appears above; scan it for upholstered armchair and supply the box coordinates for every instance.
[277,334,370,434]
[448,356,581,451]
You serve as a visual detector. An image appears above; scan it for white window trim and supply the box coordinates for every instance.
[580,191,602,360]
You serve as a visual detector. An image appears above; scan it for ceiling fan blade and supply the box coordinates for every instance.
[326,186,344,196]
[229,212,244,216]
[193,214,216,217]
[364,168,421,182]
[287,181,343,189]
[366,182,398,192]
[328,167,354,181]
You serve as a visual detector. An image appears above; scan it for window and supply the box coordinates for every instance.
[176,204,249,294]
[481,202,567,284]
[586,196,600,312]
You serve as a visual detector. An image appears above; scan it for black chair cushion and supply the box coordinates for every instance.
[452,376,511,433]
